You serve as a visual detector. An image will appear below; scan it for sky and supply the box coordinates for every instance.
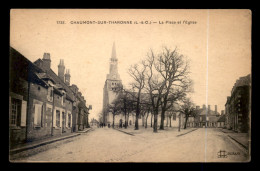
[10,9,251,119]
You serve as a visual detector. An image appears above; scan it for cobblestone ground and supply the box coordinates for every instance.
[11,127,249,162]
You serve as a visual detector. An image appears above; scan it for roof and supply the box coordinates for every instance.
[34,58,76,101]
[196,108,220,116]
[10,47,50,88]
[35,72,55,83]
[231,74,251,94]
[217,114,226,122]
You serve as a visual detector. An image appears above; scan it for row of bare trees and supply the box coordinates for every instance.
[106,47,199,132]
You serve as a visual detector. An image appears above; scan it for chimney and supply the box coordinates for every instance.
[65,69,71,86]
[208,105,211,113]
[215,105,217,114]
[58,59,65,82]
[42,53,51,71]
[203,104,206,109]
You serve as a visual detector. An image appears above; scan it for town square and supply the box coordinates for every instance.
[9,9,251,162]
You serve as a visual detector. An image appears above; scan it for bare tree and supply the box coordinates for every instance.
[128,63,147,130]
[144,47,191,132]
[118,88,135,129]
[179,98,197,129]
[107,97,122,128]
[156,47,191,130]
[144,50,163,133]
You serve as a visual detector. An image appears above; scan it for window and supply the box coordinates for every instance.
[10,98,21,126]
[206,116,209,121]
[34,104,43,127]
[200,116,202,121]
[68,114,71,127]
[56,110,60,127]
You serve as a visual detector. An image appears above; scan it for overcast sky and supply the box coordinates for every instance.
[10,9,251,119]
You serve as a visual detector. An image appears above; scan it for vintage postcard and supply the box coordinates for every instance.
[9,9,251,162]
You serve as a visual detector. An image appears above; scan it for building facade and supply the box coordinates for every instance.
[184,105,221,128]
[9,47,90,148]
[225,74,251,133]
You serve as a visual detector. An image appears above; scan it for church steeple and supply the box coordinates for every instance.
[109,42,119,78]
[111,42,117,59]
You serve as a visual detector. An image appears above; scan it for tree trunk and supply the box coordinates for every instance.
[112,114,115,128]
[153,113,158,133]
[135,114,139,130]
[145,113,149,128]
[125,112,127,129]
[151,114,153,127]
[178,114,181,132]
[184,115,188,129]
[135,100,140,130]
[166,115,168,127]
[142,114,144,127]
[169,116,172,127]
[159,110,165,130]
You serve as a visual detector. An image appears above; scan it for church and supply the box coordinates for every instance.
[101,43,182,128]
[102,42,123,126]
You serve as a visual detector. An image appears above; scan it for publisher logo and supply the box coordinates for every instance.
[217,150,240,158]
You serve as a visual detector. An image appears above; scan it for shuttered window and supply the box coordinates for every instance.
[10,98,21,126]
[56,110,60,127]
[34,104,43,127]
[20,100,27,126]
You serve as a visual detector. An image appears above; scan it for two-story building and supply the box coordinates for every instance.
[9,47,90,148]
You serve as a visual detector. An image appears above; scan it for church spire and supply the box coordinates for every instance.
[111,42,117,59]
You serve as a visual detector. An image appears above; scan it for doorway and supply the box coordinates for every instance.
[62,112,65,133]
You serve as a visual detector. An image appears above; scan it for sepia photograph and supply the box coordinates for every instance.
[9,9,251,162]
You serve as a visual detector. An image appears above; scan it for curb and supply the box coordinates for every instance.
[113,128,135,136]
[221,130,249,153]
[227,134,248,151]
[10,133,81,155]
[221,130,248,151]
[77,128,93,133]
[176,128,198,137]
